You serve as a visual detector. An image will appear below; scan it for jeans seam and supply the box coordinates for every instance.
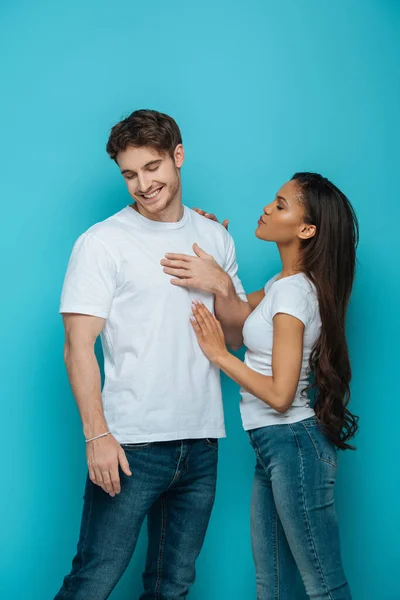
[250,435,268,473]
[275,508,280,600]
[183,444,192,475]
[62,477,94,596]
[154,493,167,597]
[166,441,184,489]
[289,424,333,600]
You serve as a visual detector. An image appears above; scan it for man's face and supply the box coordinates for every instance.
[117,145,184,220]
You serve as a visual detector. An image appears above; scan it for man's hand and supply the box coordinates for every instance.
[161,243,230,295]
[193,207,229,230]
[86,434,132,497]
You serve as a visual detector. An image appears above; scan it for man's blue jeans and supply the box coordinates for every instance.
[54,438,218,599]
[249,417,351,600]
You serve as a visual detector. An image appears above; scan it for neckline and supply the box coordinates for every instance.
[123,204,189,230]
[272,273,309,287]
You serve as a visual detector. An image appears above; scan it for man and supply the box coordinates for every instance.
[54,109,248,599]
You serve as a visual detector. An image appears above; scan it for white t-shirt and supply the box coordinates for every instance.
[60,205,246,444]
[240,273,321,430]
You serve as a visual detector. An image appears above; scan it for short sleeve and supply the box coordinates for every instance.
[223,230,247,301]
[59,233,118,318]
[269,281,314,327]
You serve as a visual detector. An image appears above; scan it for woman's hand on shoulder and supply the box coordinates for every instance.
[193,207,229,230]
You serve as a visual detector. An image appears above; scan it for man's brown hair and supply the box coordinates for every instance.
[106,109,182,162]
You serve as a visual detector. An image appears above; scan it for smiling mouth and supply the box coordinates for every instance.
[141,187,163,200]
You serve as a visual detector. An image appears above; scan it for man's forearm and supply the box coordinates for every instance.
[64,342,108,439]
[214,274,252,350]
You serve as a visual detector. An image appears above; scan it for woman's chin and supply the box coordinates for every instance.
[255,227,270,241]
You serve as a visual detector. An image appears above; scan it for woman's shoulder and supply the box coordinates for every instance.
[271,273,316,295]
[264,274,280,294]
[265,273,319,324]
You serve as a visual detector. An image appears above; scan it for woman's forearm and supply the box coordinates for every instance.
[217,351,293,413]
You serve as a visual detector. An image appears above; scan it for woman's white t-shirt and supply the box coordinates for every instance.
[240,273,321,430]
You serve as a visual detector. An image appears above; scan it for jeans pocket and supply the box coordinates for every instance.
[205,438,219,448]
[302,423,337,467]
[120,442,153,450]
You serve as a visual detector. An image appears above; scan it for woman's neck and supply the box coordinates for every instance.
[277,243,302,278]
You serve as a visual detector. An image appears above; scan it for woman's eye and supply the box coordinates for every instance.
[277,205,283,210]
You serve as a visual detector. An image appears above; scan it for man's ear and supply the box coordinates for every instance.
[174,144,185,168]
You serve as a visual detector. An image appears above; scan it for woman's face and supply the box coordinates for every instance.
[255,179,314,244]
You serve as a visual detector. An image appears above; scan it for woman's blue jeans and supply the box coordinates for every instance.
[248,416,351,600]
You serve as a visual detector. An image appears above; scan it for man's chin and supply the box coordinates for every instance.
[135,197,169,215]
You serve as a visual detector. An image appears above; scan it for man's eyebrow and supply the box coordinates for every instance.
[120,159,162,175]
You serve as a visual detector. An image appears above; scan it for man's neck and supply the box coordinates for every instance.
[131,200,184,223]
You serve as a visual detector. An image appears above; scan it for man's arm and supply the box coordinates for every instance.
[247,289,266,311]
[215,286,268,348]
[213,273,252,350]
[63,313,131,496]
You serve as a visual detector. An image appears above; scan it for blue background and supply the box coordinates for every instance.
[1,1,399,598]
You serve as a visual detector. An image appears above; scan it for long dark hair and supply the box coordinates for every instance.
[292,172,359,450]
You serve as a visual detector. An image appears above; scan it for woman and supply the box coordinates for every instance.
[188,173,358,599]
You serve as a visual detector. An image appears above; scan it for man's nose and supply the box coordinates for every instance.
[137,173,152,194]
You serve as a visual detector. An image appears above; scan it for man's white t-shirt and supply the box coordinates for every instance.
[60,205,246,444]
[240,273,321,430]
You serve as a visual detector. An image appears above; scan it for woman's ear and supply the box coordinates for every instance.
[298,223,316,240]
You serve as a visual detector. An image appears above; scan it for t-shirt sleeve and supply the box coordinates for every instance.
[59,233,118,318]
[269,281,314,327]
[223,230,247,301]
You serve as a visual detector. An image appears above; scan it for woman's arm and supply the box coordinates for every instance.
[191,302,304,413]
[247,289,266,311]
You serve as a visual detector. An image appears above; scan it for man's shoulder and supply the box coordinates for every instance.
[82,207,129,243]
[188,207,230,240]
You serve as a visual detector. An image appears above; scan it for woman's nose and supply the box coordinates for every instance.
[264,205,272,215]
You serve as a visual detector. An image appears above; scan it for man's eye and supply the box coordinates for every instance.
[125,174,136,180]
[148,165,159,172]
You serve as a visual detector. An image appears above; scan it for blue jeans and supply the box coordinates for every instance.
[249,417,351,600]
[54,438,218,600]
